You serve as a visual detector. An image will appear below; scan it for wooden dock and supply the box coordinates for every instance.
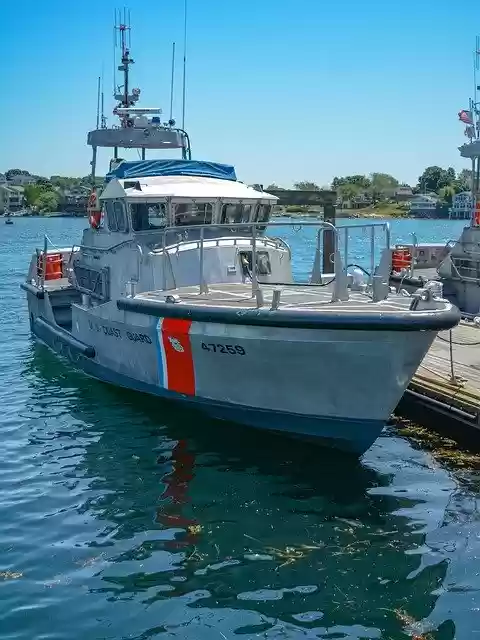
[399,321,480,439]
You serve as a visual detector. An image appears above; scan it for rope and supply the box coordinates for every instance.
[44,233,60,249]
[437,331,480,347]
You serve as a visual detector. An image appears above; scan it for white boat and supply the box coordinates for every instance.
[21,20,460,455]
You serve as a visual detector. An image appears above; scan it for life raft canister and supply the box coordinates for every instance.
[37,252,63,280]
[87,190,102,229]
[391,246,412,273]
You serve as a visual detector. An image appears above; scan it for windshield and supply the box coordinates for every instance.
[130,203,167,231]
[174,203,213,226]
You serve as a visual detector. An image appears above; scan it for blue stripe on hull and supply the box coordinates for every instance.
[32,328,384,456]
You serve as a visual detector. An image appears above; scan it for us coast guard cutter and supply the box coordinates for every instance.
[21,21,460,454]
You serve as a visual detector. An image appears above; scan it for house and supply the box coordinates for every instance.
[0,185,25,213]
[450,191,473,220]
[58,185,90,214]
[408,194,439,218]
[338,193,373,209]
[7,173,37,186]
[394,186,413,202]
[0,173,7,185]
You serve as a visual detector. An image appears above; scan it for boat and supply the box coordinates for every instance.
[5,218,13,225]
[21,19,460,455]
[393,43,480,317]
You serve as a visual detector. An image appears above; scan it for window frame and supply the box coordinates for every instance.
[173,201,214,227]
[104,200,118,232]
[220,203,252,225]
[113,200,128,232]
[129,201,168,232]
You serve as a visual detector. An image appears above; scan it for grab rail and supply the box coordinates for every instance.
[336,222,390,280]
[156,220,342,301]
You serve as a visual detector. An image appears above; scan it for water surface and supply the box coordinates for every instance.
[0,216,478,639]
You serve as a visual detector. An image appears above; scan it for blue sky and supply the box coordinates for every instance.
[0,0,479,187]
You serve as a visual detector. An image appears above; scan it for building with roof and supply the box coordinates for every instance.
[450,191,473,220]
[0,185,25,213]
[408,194,439,218]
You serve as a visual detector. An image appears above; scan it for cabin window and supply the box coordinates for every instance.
[104,200,127,232]
[130,203,167,231]
[255,204,271,223]
[104,201,118,232]
[174,203,213,226]
[221,204,252,224]
[113,201,127,232]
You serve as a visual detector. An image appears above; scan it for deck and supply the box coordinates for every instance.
[137,282,414,313]
[402,321,480,434]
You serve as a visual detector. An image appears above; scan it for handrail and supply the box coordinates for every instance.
[156,220,341,302]
[335,222,390,281]
[80,239,135,253]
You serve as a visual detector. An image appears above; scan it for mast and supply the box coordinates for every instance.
[182,0,188,130]
[170,42,176,122]
[87,10,192,191]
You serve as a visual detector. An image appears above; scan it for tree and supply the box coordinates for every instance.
[332,175,371,190]
[5,168,30,181]
[368,173,399,202]
[24,184,43,206]
[417,166,455,193]
[294,181,320,191]
[438,185,455,206]
[338,183,361,203]
[455,169,472,192]
[265,183,285,190]
[35,177,53,189]
[35,191,59,213]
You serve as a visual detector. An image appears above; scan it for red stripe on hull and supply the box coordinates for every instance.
[161,318,195,395]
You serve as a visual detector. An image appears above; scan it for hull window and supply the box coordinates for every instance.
[131,203,167,230]
[174,203,213,226]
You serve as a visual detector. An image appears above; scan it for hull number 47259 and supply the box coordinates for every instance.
[201,343,245,355]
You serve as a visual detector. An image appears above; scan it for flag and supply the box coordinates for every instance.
[459,110,474,125]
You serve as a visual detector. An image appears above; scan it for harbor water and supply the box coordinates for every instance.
[1,216,479,639]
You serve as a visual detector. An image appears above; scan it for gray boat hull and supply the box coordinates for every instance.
[26,293,442,455]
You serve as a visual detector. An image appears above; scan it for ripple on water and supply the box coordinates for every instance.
[0,217,480,639]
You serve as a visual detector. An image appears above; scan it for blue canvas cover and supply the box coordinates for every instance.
[106,159,237,182]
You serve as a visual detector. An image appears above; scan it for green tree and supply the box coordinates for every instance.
[368,172,399,201]
[35,177,54,189]
[417,166,456,193]
[294,181,320,191]
[5,168,30,180]
[50,175,78,188]
[332,175,371,190]
[24,184,43,206]
[265,183,284,190]
[338,183,361,203]
[455,169,472,192]
[438,185,456,206]
[35,191,59,213]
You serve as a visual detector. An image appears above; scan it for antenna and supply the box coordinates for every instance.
[96,76,101,129]
[101,69,106,129]
[113,9,117,94]
[181,0,188,130]
[170,42,176,122]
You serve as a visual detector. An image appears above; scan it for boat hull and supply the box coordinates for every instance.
[26,298,441,455]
